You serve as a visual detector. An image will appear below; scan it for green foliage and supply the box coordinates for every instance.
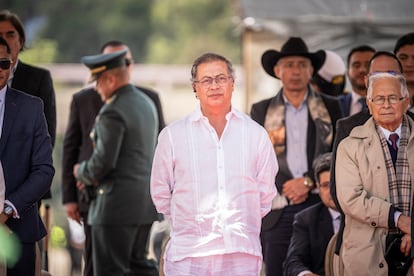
[50,225,67,248]
[1,0,240,64]
[19,39,58,64]
[147,0,241,64]
[0,225,20,266]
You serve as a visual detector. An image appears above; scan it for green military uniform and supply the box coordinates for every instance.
[77,50,159,276]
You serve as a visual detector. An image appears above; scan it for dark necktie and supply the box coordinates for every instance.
[389,133,399,152]
[389,133,399,166]
[358,97,367,111]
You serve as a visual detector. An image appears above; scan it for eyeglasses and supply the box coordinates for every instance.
[318,181,330,189]
[369,95,406,105]
[0,59,12,70]
[193,75,232,88]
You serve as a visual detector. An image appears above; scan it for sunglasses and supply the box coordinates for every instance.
[0,59,12,70]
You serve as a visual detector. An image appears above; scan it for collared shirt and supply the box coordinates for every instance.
[7,59,18,87]
[350,91,364,116]
[284,93,308,177]
[328,208,341,234]
[0,85,6,138]
[150,105,278,262]
[0,86,19,217]
[379,124,402,226]
[379,125,402,149]
[0,162,4,212]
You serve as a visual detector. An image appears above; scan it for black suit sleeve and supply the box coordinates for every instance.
[284,212,314,276]
[61,95,82,204]
[39,70,57,147]
[136,86,166,133]
[330,119,347,212]
[12,63,57,147]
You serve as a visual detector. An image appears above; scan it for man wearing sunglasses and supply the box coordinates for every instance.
[0,10,56,211]
[0,10,56,147]
[0,37,54,275]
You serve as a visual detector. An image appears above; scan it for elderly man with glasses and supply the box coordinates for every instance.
[336,71,414,276]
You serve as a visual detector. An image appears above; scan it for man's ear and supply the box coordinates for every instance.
[364,75,369,88]
[274,65,280,79]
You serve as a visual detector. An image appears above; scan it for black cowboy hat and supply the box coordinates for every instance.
[261,37,324,78]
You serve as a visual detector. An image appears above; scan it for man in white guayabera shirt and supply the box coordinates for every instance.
[150,53,278,276]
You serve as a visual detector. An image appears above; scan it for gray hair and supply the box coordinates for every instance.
[313,152,332,184]
[190,53,234,82]
[367,72,408,99]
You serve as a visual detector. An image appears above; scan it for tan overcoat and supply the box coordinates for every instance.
[336,116,414,276]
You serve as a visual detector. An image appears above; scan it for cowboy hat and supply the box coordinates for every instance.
[261,37,324,78]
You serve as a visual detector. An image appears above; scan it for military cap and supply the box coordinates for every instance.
[81,49,127,82]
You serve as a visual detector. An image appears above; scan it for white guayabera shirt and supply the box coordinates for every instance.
[150,105,278,263]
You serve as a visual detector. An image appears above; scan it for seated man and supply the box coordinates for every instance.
[284,152,340,276]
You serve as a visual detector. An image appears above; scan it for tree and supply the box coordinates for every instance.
[1,0,241,64]
[41,0,153,62]
[147,0,241,64]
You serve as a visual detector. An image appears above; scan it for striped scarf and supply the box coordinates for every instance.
[375,115,411,215]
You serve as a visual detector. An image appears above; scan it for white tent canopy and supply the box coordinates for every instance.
[239,0,414,57]
[237,0,414,110]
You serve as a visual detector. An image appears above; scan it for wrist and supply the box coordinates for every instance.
[3,204,15,219]
[303,176,314,189]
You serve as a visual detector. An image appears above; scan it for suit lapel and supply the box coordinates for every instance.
[319,206,334,241]
[0,88,18,157]
[11,62,27,92]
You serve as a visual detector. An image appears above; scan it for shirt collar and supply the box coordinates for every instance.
[379,124,402,141]
[328,208,340,220]
[7,59,19,86]
[282,91,308,110]
[189,103,240,122]
[351,91,363,104]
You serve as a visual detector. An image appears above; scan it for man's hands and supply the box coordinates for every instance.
[0,212,8,224]
[64,203,82,225]
[73,163,79,178]
[397,214,411,235]
[283,177,310,205]
[396,214,412,257]
[399,233,411,257]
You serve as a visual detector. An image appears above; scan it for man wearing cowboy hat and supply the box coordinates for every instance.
[250,37,343,276]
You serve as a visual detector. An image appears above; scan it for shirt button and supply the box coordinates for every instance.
[371,222,376,227]
[379,262,384,268]
[99,189,104,195]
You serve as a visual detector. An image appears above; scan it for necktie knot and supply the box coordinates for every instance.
[389,133,399,152]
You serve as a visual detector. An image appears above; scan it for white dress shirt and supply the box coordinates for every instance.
[0,162,4,212]
[150,105,278,262]
[0,86,6,212]
[349,91,364,116]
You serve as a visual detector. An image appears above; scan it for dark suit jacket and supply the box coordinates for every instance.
[338,93,352,117]
[61,86,165,213]
[284,202,334,276]
[2,87,54,242]
[250,88,343,230]
[330,109,414,253]
[76,84,158,226]
[11,61,56,146]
